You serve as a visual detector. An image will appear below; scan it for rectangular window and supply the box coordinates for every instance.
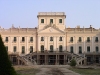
[87,37,90,42]
[95,37,98,42]
[5,37,8,42]
[96,46,99,52]
[50,19,53,23]
[30,37,33,42]
[59,37,62,41]
[13,46,16,53]
[50,37,53,41]
[41,19,44,23]
[22,46,25,54]
[87,46,90,52]
[70,37,73,42]
[22,37,25,42]
[5,46,8,51]
[30,46,33,53]
[79,46,82,54]
[79,37,82,42]
[50,45,53,52]
[14,37,17,42]
[41,37,44,41]
[70,46,73,53]
[59,19,62,23]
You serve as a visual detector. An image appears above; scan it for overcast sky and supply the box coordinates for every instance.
[0,0,100,29]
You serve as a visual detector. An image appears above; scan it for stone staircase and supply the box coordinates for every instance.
[68,52,86,65]
[19,51,86,66]
[19,53,37,66]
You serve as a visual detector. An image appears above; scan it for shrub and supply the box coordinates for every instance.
[70,59,76,67]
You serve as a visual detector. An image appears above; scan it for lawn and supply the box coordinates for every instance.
[69,67,100,75]
[14,66,39,75]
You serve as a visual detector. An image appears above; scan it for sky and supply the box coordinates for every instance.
[0,0,100,29]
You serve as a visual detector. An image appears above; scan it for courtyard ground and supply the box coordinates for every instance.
[14,65,100,75]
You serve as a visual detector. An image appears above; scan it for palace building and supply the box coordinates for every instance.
[0,12,100,65]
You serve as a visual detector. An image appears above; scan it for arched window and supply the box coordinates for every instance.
[79,46,82,54]
[30,46,33,53]
[50,45,53,52]
[59,45,63,52]
[41,45,44,52]
[22,46,25,54]
[70,46,73,53]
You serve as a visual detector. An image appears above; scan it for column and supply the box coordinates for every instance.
[8,36,13,53]
[56,36,58,51]
[18,36,21,54]
[63,36,66,51]
[44,36,47,50]
[26,36,28,54]
[83,37,85,53]
[37,55,39,65]
[47,36,49,51]
[56,55,57,65]
[74,36,77,54]
[64,55,66,65]
[45,55,47,65]
[54,36,56,51]
[38,36,40,52]
[92,37,94,52]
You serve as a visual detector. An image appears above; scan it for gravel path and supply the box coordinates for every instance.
[35,65,81,75]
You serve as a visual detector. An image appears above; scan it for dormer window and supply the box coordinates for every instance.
[50,19,53,23]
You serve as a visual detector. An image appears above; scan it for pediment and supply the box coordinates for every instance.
[38,25,65,34]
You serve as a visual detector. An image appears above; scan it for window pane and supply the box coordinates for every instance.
[70,37,73,42]
[79,46,82,54]
[22,46,25,54]
[30,46,33,53]
[41,37,44,41]
[95,37,98,42]
[5,46,8,51]
[30,37,33,41]
[50,45,53,51]
[41,19,44,23]
[59,45,63,52]
[59,37,62,41]
[50,19,53,23]
[50,37,53,41]
[87,37,90,42]
[96,46,99,52]
[14,37,16,41]
[41,45,44,52]
[22,37,25,42]
[87,46,90,52]
[13,46,16,52]
[70,46,73,53]
[59,19,62,23]
[5,37,8,42]
[79,37,82,42]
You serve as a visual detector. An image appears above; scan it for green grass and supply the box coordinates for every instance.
[14,66,39,75]
[69,67,100,75]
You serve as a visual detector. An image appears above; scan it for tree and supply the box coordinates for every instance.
[0,35,17,75]
[70,58,76,67]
